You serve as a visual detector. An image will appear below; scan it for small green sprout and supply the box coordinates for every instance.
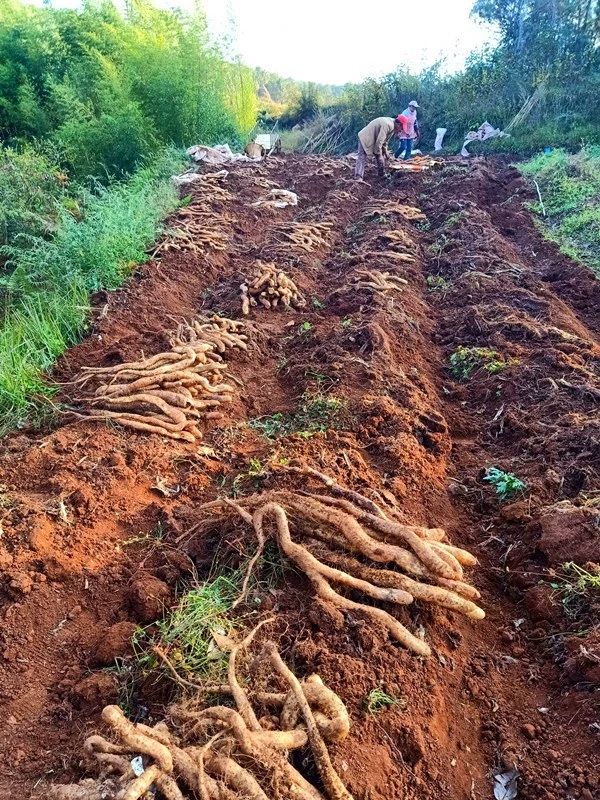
[483,467,526,500]
[364,688,406,714]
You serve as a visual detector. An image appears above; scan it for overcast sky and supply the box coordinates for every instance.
[28,0,498,84]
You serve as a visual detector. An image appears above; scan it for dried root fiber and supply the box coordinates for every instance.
[47,631,352,800]
[73,317,245,441]
[240,261,306,314]
[199,472,484,656]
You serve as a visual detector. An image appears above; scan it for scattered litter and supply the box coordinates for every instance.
[186,143,258,165]
[151,477,180,498]
[434,127,447,151]
[171,168,229,189]
[130,757,144,778]
[494,768,519,800]
[461,122,510,157]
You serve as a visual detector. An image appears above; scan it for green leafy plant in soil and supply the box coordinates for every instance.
[426,275,450,292]
[483,467,527,500]
[134,574,242,683]
[449,346,517,380]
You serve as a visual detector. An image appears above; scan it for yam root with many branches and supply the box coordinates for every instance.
[267,221,333,254]
[351,269,408,296]
[363,201,426,221]
[198,471,483,656]
[72,316,246,441]
[47,629,352,800]
[240,261,306,314]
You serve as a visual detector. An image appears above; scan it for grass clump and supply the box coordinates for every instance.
[248,390,344,440]
[364,688,406,714]
[483,467,527,500]
[135,574,241,682]
[0,148,183,433]
[520,146,600,277]
[449,346,516,380]
[549,562,600,620]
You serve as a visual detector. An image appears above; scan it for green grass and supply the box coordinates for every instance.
[0,148,184,433]
[248,390,344,440]
[364,688,406,714]
[483,467,527,500]
[520,146,600,277]
[449,346,517,380]
[134,574,241,682]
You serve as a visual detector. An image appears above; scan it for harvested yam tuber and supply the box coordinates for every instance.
[363,201,426,221]
[73,317,246,441]
[240,261,306,314]
[251,189,299,209]
[46,634,352,800]
[266,221,334,254]
[351,269,408,296]
[197,474,483,656]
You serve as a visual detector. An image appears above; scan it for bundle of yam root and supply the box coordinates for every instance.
[48,629,353,800]
[351,269,408,297]
[73,316,247,442]
[149,220,229,259]
[363,201,426,221]
[197,465,484,657]
[240,261,306,314]
[267,221,333,254]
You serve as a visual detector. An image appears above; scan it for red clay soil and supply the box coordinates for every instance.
[0,154,598,800]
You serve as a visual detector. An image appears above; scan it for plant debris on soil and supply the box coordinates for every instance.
[0,154,598,800]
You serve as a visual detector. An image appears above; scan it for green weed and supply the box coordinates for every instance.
[483,467,527,500]
[311,297,325,310]
[298,321,313,335]
[549,562,600,620]
[248,391,344,440]
[0,150,182,432]
[364,688,406,714]
[340,316,353,329]
[449,346,516,380]
[426,275,450,292]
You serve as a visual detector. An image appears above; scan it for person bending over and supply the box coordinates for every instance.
[354,115,405,179]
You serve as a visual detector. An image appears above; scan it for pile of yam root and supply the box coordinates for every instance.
[73,316,247,442]
[351,269,408,297]
[265,222,333,256]
[48,630,353,800]
[240,261,306,314]
[198,466,484,657]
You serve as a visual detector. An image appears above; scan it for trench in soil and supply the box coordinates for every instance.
[0,155,598,800]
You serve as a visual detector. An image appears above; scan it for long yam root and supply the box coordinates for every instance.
[197,478,483,654]
[73,317,245,441]
[47,637,351,800]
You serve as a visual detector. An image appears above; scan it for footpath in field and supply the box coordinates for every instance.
[0,155,598,800]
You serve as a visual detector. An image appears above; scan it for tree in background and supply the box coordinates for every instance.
[0,0,257,180]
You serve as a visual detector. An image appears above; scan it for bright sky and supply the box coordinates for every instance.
[28,0,498,84]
